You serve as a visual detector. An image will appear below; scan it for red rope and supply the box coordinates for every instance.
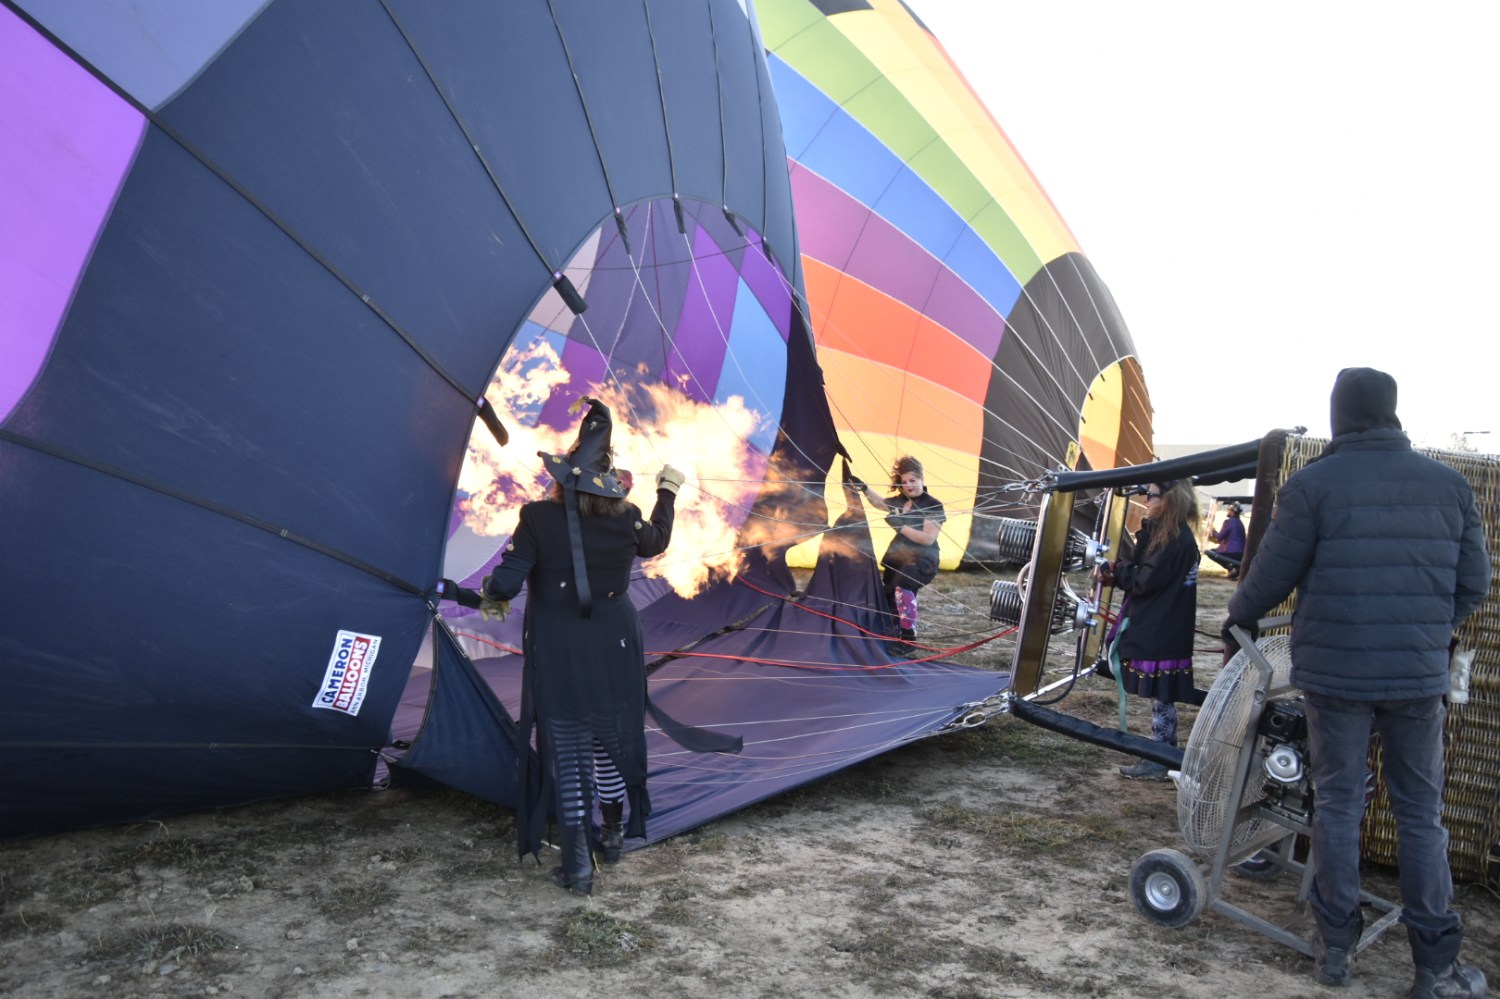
[723,574,1017,668]
[455,575,1019,672]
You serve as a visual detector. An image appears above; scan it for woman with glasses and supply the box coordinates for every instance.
[1100,479,1201,780]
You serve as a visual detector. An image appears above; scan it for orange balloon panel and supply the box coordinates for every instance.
[805,258,990,403]
[818,349,986,456]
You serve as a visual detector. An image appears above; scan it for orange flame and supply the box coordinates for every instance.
[458,347,774,598]
[456,339,574,539]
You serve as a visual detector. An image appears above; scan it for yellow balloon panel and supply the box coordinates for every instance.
[1079,357,1153,471]
[788,435,978,571]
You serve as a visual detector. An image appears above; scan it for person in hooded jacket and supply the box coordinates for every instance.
[1225,368,1491,997]
[1100,478,1201,781]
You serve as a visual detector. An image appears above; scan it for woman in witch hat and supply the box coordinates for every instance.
[463,397,737,895]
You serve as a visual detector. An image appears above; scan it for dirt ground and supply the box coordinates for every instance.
[2,571,1496,999]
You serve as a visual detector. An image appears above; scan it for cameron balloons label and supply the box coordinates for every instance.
[313,631,381,716]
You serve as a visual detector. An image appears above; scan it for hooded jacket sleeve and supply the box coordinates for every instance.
[1454,491,1492,629]
[1226,476,1317,626]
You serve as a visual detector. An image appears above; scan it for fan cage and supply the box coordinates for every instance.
[1177,636,1296,862]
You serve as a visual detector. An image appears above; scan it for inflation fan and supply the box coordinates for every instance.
[1127,626,1401,957]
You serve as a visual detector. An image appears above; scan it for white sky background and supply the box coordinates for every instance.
[911,1,1500,450]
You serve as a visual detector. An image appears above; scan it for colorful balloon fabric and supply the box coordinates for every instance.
[760,0,1154,566]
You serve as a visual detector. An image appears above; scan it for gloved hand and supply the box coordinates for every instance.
[1220,616,1257,656]
[480,597,510,622]
[656,464,687,495]
[849,474,867,493]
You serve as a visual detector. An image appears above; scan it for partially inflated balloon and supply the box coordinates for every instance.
[760,0,1154,566]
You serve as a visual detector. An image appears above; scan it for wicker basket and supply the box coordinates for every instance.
[1268,436,1500,889]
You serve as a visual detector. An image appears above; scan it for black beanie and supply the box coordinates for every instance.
[1329,367,1402,437]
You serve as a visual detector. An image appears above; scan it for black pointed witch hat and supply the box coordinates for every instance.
[538,396,627,498]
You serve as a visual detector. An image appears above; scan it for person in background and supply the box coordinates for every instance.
[1205,501,1246,579]
[856,456,945,651]
[1225,368,1490,996]
[1100,479,1200,780]
[448,397,738,896]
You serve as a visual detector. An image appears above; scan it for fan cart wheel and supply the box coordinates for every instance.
[1130,848,1208,928]
[1230,850,1282,883]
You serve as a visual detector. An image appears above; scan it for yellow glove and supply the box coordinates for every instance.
[656,464,687,495]
[477,574,508,621]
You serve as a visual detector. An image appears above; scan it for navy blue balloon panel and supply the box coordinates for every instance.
[1,0,801,837]
[2,0,1007,842]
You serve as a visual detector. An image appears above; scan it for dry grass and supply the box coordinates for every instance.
[1,570,1495,999]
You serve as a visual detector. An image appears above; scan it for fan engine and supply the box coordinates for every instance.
[1254,700,1311,825]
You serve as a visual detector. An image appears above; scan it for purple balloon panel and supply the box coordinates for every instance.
[1,7,145,422]
[664,223,741,405]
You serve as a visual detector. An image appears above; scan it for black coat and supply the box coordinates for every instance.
[1114,520,1199,661]
[1226,428,1490,699]
[482,490,674,857]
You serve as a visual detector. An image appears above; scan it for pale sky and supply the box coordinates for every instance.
[913,1,1499,450]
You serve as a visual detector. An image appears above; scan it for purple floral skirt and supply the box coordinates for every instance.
[1121,657,1195,705]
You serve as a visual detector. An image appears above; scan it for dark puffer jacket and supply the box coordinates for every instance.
[1227,428,1490,700]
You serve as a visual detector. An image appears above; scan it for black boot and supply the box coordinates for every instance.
[596,801,624,865]
[550,824,594,896]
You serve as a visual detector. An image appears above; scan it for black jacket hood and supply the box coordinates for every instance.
[1330,367,1402,437]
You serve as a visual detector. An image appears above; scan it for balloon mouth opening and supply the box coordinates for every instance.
[439,196,795,602]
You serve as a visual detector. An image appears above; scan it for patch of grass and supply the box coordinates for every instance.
[377,844,435,865]
[85,921,234,965]
[52,863,133,911]
[195,815,335,856]
[820,768,924,807]
[826,921,1028,994]
[830,916,1091,998]
[667,828,732,853]
[120,837,241,876]
[826,917,940,981]
[312,880,397,922]
[397,923,456,958]
[0,908,64,941]
[423,786,515,821]
[931,715,1104,770]
[552,908,654,966]
[433,847,513,884]
[962,944,1052,983]
[647,899,696,925]
[917,801,1129,851]
[926,985,1001,999]
[45,833,259,910]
